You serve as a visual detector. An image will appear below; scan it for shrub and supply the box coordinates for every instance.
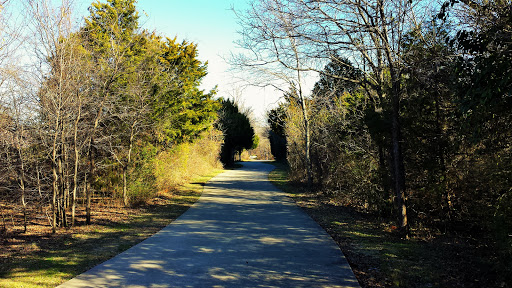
[154,129,223,193]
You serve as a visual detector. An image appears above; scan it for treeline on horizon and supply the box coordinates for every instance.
[258,0,511,253]
[0,0,256,233]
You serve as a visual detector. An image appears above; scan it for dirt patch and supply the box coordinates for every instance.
[0,187,202,287]
[291,190,510,288]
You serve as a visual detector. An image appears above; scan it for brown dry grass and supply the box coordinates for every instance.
[269,161,510,288]
[0,170,222,288]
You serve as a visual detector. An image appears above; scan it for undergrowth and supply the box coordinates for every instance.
[129,129,223,205]
[269,161,510,288]
[0,168,222,288]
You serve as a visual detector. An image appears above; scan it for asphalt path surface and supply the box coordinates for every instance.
[58,161,359,287]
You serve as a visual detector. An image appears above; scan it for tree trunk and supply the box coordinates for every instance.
[60,137,67,228]
[86,180,91,225]
[378,145,391,202]
[122,165,128,207]
[58,150,63,227]
[434,89,452,221]
[86,139,95,225]
[20,176,27,233]
[85,85,109,225]
[294,54,312,187]
[300,98,312,187]
[37,167,42,198]
[51,117,60,233]
[377,0,408,236]
[390,77,408,236]
[16,141,27,233]
[52,152,58,233]
[72,98,82,226]
[123,123,135,207]
[72,147,79,226]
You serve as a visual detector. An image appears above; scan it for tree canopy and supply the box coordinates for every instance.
[0,0,221,231]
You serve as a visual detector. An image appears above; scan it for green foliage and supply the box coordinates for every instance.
[154,129,223,191]
[312,56,362,97]
[86,0,139,38]
[82,0,143,73]
[125,129,222,206]
[152,37,220,143]
[24,0,223,218]
[283,58,389,211]
[251,134,259,150]
[451,1,512,145]
[77,0,221,206]
[82,0,219,146]
[267,103,288,161]
[216,99,255,166]
[399,21,460,227]
[126,141,157,206]
[283,12,512,262]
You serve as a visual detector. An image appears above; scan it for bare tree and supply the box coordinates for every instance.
[0,0,38,233]
[299,0,432,235]
[234,0,432,234]
[232,0,315,186]
[26,0,89,231]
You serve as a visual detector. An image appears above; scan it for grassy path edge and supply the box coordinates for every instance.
[1,168,224,288]
[266,161,498,288]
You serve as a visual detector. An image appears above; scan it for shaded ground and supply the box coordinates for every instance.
[269,162,510,288]
[58,161,359,287]
[0,175,212,288]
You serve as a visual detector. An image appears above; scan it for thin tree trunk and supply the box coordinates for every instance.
[378,145,391,201]
[86,180,91,225]
[390,77,408,236]
[37,166,42,198]
[64,142,70,209]
[123,122,136,207]
[378,0,408,236]
[72,96,82,226]
[60,132,67,228]
[292,38,312,187]
[72,146,79,226]
[51,117,60,233]
[58,146,64,227]
[52,149,58,233]
[16,137,27,233]
[20,175,27,233]
[1,212,6,234]
[122,165,128,207]
[300,97,312,187]
[20,168,26,233]
[86,138,95,225]
[85,84,110,225]
[434,89,452,220]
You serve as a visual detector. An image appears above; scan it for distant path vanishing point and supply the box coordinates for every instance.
[58,161,359,288]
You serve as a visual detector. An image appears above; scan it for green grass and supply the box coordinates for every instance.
[0,168,223,288]
[268,161,505,288]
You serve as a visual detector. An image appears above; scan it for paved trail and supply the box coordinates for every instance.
[58,161,359,287]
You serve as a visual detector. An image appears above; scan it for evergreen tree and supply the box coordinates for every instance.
[267,103,287,161]
[216,99,256,166]
[152,37,219,144]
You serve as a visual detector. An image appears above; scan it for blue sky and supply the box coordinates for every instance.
[134,0,283,122]
[138,1,239,87]
[135,0,278,122]
[70,0,282,122]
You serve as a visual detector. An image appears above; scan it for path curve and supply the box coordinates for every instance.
[58,161,359,287]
